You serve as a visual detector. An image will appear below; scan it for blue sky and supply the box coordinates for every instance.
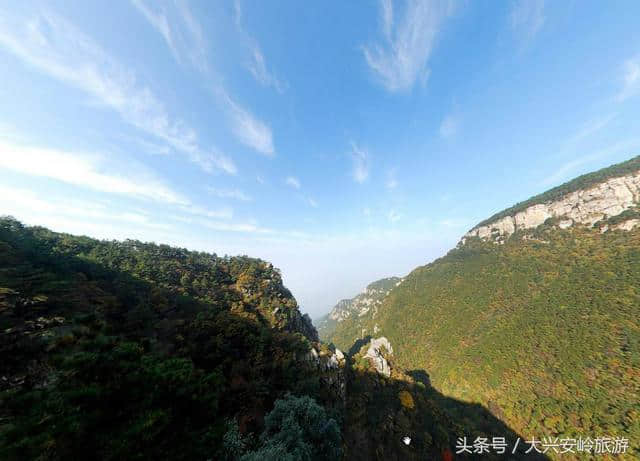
[1,1,640,317]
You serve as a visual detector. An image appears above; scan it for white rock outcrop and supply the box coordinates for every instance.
[325,278,403,323]
[614,218,640,231]
[364,337,393,377]
[304,346,346,372]
[462,172,640,242]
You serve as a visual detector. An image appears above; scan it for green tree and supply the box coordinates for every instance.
[242,394,342,461]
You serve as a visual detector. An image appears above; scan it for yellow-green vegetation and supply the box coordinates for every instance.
[399,390,415,410]
[0,217,336,460]
[331,223,640,458]
[341,340,544,460]
[316,277,401,339]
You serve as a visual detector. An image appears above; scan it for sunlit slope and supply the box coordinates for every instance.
[331,225,640,453]
[0,217,335,460]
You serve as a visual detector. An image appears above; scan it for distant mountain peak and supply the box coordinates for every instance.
[316,277,402,340]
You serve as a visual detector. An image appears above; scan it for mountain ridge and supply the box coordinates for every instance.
[2,217,535,460]
[472,155,640,229]
[316,276,402,340]
[324,156,640,458]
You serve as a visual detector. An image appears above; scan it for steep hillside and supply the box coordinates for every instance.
[328,158,640,459]
[317,277,402,341]
[0,218,508,461]
[0,217,343,460]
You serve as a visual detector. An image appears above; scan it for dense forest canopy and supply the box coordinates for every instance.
[0,217,336,460]
[0,217,486,461]
[326,221,640,458]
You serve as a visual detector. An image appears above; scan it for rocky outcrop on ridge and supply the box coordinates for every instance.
[462,171,640,243]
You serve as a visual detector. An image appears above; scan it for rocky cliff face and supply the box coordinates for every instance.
[363,337,393,377]
[462,171,640,243]
[331,277,402,320]
[316,277,403,343]
[316,277,402,340]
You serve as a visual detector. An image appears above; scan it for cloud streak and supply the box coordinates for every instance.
[363,0,454,92]
[439,113,459,138]
[132,0,208,72]
[0,139,186,204]
[285,176,301,189]
[0,185,179,240]
[133,0,276,156]
[510,0,545,43]
[234,0,285,93]
[350,142,370,183]
[206,186,252,201]
[0,138,234,223]
[617,55,640,102]
[386,168,398,189]
[542,137,640,187]
[224,94,275,156]
[0,9,236,174]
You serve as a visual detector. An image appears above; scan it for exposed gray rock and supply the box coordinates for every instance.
[364,337,393,377]
[462,171,640,243]
[324,277,403,324]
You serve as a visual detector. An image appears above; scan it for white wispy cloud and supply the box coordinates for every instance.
[617,55,640,102]
[0,138,235,223]
[540,114,618,186]
[0,140,186,204]
[510,0,545,43]
[542,137,640,187]
[180,204,233,220]
[386,168,398,189]
[224,94,275,156]
[438,218,469,228]
[307,197,319,208]
[388,210,401,223]
[174,0,208,70]
[132,0,208,72]
[0,185,180,240]
[363,0,454,92]
[234,0,285,93]
[131,0,177,59]
[350,142,370,183]
[133,137,171,156]
[133,1,275,156]
[200,219,273,234]
[285,176,301,189]
[563,113,617,147]
[439,113,459,138]
[246,45,285,93]
[206,186,252,201]
[0,10,235,174]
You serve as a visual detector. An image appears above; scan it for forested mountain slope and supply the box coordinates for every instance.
[0,217,342,460]
[0,217,512,461]
[327,158,640,459]
[316,277,401,340]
